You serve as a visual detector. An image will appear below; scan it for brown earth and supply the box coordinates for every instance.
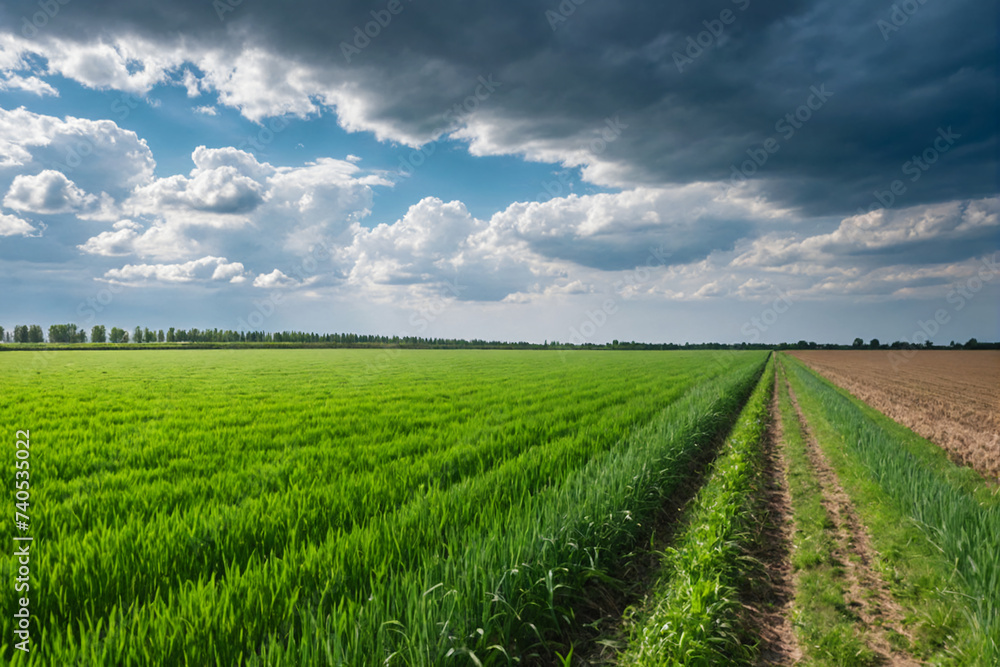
[790,351,1000,481]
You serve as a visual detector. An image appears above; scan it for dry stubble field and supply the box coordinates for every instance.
[791,350,1000,480]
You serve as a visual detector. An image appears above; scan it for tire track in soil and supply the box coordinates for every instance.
[748,371,801,665]
[785,376,922,666]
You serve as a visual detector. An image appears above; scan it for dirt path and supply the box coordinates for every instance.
[785,377,922,666]
[747,372,801,665]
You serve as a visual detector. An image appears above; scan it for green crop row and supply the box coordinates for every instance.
[620,355,774,666]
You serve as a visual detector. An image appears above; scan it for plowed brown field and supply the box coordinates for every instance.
[790,350,1000,480]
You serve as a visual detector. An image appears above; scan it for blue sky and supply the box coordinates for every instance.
[0,0,997,344]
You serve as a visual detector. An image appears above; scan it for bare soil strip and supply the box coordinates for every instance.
[748,373,801,665]
[791,350,1000,481]
[786,378,922,666]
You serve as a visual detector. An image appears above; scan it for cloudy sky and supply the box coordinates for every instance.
[0,0,996,344]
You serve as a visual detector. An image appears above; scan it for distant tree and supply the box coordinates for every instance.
[965,338,979,349]
[91,325,107,343]
[109,327,125,344]
[133,326,143,344]
[49,324,84,343]
[157,329,165,343]
[27,325,44,343]
[852,337,864,348]
[0,325,4,342]
[166,327,175,343]
[144,327,154,343]
[924,340,933,349]
[869,338,880,349]
[13,325,28,343]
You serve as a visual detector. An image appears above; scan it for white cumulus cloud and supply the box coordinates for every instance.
[0,73,58,96]
[0,211,36,236]
[0,107,155,193]
[253,269,297,288]
[3,170,96,214]
[103,256,246,284]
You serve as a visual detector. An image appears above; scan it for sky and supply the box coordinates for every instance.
[0,0,997,345]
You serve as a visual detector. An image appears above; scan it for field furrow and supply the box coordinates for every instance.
[747,370,799,666]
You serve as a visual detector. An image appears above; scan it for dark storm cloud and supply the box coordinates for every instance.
[1,0,995,219]
[522,217,751,272]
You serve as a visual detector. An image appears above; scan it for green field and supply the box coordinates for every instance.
[1,349,768,665]
[7,349,995,665]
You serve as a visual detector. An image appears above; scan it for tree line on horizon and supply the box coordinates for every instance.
[0,323,996,350]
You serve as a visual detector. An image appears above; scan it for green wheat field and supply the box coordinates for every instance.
[1,349,767,664]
